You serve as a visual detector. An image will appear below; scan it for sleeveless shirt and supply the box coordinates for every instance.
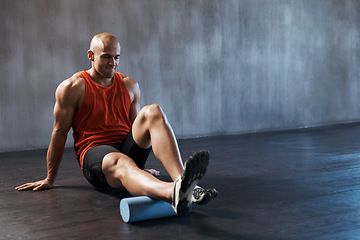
[72,71,132,169]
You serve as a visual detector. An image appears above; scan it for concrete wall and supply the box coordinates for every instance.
[1,0,360,152]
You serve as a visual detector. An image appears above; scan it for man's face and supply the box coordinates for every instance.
[91,40,120,79]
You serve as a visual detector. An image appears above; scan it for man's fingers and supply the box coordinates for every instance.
[34,183,52,191]
[15,180,52,191]
[144,169,160,176]
[15,183,33,191]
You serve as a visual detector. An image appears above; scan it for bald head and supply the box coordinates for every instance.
[89,32,120,54]
[87,33,121,79]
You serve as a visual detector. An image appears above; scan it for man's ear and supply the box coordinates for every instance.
[87,50,94,61]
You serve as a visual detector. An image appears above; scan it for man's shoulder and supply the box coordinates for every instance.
[57,72,85,96]
[68,72,85,84]
[120,73,137,86]
[118,73,140,102]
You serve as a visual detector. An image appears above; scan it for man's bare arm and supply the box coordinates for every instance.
[15,76,83,191]
[123,74,141,124]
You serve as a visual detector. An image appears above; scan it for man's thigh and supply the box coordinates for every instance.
[83,144,120,188]
[83,129,152,188]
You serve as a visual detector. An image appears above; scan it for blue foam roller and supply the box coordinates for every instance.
[120,196,176,223]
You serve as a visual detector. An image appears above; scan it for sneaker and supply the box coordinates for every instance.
[192,186,218,205]
[172,150,210,216]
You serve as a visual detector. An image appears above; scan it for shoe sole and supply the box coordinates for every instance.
[174,150,210,216]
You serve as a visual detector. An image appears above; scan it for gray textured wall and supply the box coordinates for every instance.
[1,0,360,152]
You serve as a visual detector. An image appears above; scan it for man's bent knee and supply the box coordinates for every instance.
[102,153,135,188]
[142,104,167,125]
[102,153,132,174]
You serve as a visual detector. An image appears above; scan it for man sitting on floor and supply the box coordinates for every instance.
[15,32,217,215]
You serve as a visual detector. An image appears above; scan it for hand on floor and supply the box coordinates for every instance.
[15,179,53,192]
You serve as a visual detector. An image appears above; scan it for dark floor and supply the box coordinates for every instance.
[2,123,360,240]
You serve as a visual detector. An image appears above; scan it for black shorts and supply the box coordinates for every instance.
[83,129,152,188]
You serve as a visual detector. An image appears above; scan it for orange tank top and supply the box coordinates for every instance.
[72,71,132,169]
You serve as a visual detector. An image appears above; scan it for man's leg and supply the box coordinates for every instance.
[102,151,174,202]
[130,104,184,180]
[130,104,217,204]
[101,104,212,213]
[102,104,184,195]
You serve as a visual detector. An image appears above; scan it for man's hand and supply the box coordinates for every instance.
[15,179,53,192]
[144,169,160,177]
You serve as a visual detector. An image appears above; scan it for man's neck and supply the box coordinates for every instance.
[87,68,113,87]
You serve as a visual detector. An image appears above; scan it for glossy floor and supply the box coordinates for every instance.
[2,123,360,239]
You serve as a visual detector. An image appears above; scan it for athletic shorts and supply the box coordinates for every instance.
[83,129,152,188]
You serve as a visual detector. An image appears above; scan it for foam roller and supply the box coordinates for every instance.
[120,196,176,223]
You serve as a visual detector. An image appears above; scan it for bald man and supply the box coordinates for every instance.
[15,33,217,216]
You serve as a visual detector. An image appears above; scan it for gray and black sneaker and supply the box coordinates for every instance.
[192,186,218,205]
[172,150,210,216]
